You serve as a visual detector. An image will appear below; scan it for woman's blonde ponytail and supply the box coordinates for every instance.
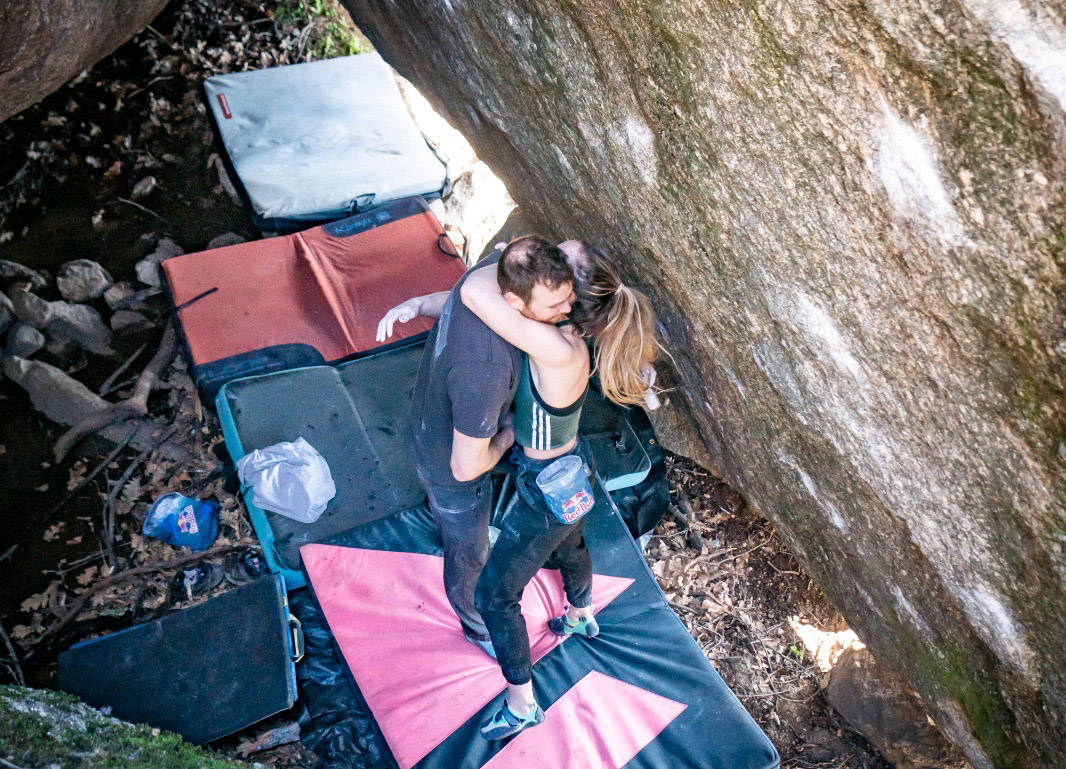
[571,243,663,407]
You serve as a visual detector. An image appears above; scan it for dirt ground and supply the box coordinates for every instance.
[0,1,889,767]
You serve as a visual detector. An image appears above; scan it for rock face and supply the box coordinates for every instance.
[342,3,1066,767]
[0,0,169,122]
[826,646,971,769]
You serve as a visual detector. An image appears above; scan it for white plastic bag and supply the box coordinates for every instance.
[236,437,337,523]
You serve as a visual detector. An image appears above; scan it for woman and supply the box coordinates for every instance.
[465,238,662,740]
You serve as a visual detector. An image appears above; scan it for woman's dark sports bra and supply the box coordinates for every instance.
[513,354,587,451]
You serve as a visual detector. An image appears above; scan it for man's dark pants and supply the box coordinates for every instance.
[417,468,493,641]
[474,444,594,685]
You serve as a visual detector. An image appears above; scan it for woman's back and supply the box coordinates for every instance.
[515,326,590,459]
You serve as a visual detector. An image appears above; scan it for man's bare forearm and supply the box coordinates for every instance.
[418,291,450,318]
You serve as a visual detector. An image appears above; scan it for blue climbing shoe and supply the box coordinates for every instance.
[465,634,498,660]
[548,612,599,638]
[480,700,544,740]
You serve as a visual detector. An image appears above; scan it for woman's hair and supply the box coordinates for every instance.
[570,242,662,406]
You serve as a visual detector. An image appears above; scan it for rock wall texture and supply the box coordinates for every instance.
[0,0,169,122]
[342,2,1066,767]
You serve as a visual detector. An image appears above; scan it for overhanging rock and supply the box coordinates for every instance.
[0,0,169,122]
[341,3,1066,767]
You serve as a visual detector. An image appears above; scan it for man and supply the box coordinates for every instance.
[376,236,575,654]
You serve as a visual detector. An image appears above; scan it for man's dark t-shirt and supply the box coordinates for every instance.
[408,254,521,488]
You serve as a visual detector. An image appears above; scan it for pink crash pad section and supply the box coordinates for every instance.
[483,671,686,769]
[301,544,634,769]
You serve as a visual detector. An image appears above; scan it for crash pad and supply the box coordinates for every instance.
[58,575,299,744]
[163,196,465,400]
[203,53,449,233]
[298,493,779,769]
[217,340,657,590]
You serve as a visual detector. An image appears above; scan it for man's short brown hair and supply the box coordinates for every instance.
[497,236,573,304]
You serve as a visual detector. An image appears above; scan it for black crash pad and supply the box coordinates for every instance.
[58,575,299,744]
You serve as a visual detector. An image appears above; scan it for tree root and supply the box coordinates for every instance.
[38,544,251,646]
[54,323,178,463]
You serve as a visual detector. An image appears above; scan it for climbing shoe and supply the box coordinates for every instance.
[223,548,267,586]
[548,612,599,638]
[480,699,544,740]
[465,634,498,660]
[169,561,223,603]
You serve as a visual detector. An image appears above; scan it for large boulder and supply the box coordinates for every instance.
[0,0,169,122]
[342,3,1066,767]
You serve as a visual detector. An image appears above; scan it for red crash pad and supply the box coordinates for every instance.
[162,197,465,397]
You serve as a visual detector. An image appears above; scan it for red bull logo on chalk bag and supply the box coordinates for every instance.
[561,489,594,522]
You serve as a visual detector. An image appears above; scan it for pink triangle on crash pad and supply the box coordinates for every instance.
[301,544,634,769]
[482,670,686,769]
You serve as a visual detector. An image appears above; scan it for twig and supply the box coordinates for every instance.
[99,376,137,399]
[115,196,169,225]
[97,343,147,395]
[37,544,251,644]
[0,427,137,567]
[0,618,25,686]
[222,17,273,27]
[0,757,34,769]
[101,427,177,570]
[110,286,161,312]
[54,324,177,462]
[143,24,178,51]
[237,721,301,757]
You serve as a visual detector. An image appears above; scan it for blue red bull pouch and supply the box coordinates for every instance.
[535,454,595,525]
[143,492,220,551]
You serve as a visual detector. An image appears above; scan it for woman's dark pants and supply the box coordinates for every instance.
[474,445,594,686]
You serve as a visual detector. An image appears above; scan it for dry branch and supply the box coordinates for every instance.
[38,544,250,644]
[54,323,178,462]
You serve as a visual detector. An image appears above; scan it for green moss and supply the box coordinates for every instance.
[0,686,248,769]
[901,638,1026,768]
[275,0,372,60]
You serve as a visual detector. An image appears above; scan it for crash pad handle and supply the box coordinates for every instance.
[288,614,305,663]
[437,232,461,258]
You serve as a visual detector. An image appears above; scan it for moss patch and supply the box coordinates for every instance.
[903,640,1027,768]
[274,0,372,60]
[0,686,248,769]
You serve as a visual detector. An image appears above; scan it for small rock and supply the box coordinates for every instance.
[46,332,77,358]
[9,286,54,328]
[4,323,46,358]
[3,355,108,427]
[10,286,113,355]
[134,236,184,287]
[56,259,113,302]
[48,302,114,355]
[0,260,48,290]
[111,309,152,334]
[206,232,246,250]
[135,258,162,287]
[825,646,971,769]
[0,291,14,335]
[104,281,137,310]
[131,175,158,199]
[150,236,184,261]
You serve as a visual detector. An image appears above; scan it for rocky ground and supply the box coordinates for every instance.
[0,1,896,767]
